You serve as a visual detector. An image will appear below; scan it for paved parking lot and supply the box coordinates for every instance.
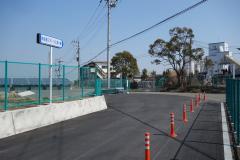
[0,93,230,160]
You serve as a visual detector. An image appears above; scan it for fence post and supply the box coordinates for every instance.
[62,65,65,101]
[235,80,238,131]
[38,63,41,105]
[227,79,230,111]
[80,67,84,98]
[237,80,240,145]
[126,79,129,92]
[4,61,8,111]
[231,79,234,119]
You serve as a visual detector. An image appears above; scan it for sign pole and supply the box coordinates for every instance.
[49,46,53,104]
[37,33,63,104]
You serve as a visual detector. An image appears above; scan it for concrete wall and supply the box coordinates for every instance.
[0,96,107,139]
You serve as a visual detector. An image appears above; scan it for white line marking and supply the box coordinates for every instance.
[221,102,233,160]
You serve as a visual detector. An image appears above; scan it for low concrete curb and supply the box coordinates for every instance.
[221,102,233,160]
[0,96,107,139]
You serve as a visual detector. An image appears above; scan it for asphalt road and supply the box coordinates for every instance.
[0,94,225,160]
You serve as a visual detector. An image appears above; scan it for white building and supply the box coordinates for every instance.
[207,42,232,77]
[185,58,204,75]
[185,42,240,78]
[84,61,120,79]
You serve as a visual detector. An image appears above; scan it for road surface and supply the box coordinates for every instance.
[0,94,229,160]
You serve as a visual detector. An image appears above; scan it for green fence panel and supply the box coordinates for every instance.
[64,66,80,101]
[100,78,127,94]
[7,62,39,109]
[95,78,101,96]
[226,78,240,145]
[0,60,122,111]
[80,67,96,97]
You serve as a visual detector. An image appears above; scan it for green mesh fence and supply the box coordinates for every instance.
[226,79,240,145]
[101,79,123,89]
[0,61,128,111]
[80,67,97,97]
[7,62,39,109]
[64,66,81,101]
[101,79,127,94]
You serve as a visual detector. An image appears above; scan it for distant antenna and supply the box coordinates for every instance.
[72,40,80,87]
[55,58,64,78]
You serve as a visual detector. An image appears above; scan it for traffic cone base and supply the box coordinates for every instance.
[170,124,177,137]
[171,132,177,138]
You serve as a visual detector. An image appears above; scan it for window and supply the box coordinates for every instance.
[102,66,107,69]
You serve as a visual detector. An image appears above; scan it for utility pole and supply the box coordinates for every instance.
[104,0,118,89]
[72,40,80,87]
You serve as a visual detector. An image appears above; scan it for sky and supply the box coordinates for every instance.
[0,0,240,74]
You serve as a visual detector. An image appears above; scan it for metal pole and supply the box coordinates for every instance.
[237,80,240,145]
[4,61,8,111]
[107,0,111,89]
[233,64,236,79]
[62,65,65,101]
[49,47,53,104]
[77,41,80,88]
[81,68,84,98]
[38,63,41,105]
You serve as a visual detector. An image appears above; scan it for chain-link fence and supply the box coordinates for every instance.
[226,79,240,145]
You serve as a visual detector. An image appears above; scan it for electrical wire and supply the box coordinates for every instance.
[81,14,107,50]
[57,2,105,62]
[82,0,208,65]
[110,0,208,47]
[77,3,107,41]
[81,48,107,66]
[77,2,102,39]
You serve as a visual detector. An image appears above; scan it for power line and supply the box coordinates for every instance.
[78,5,106,41]
[111,0,208,47]
[77,2,102,39]
[81,48,107,66]
[82,0,208,65]
[81,13,107,50]
[57,1,105,62]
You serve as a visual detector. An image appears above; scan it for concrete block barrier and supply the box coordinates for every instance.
[0,96,107,139]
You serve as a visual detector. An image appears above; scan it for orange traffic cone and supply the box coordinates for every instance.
[145,132,151,160]
[183,104,188,123]
[170,112,177,137]
[190,99,194,113]
[195,95,198,107]
[203,92,207,101]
